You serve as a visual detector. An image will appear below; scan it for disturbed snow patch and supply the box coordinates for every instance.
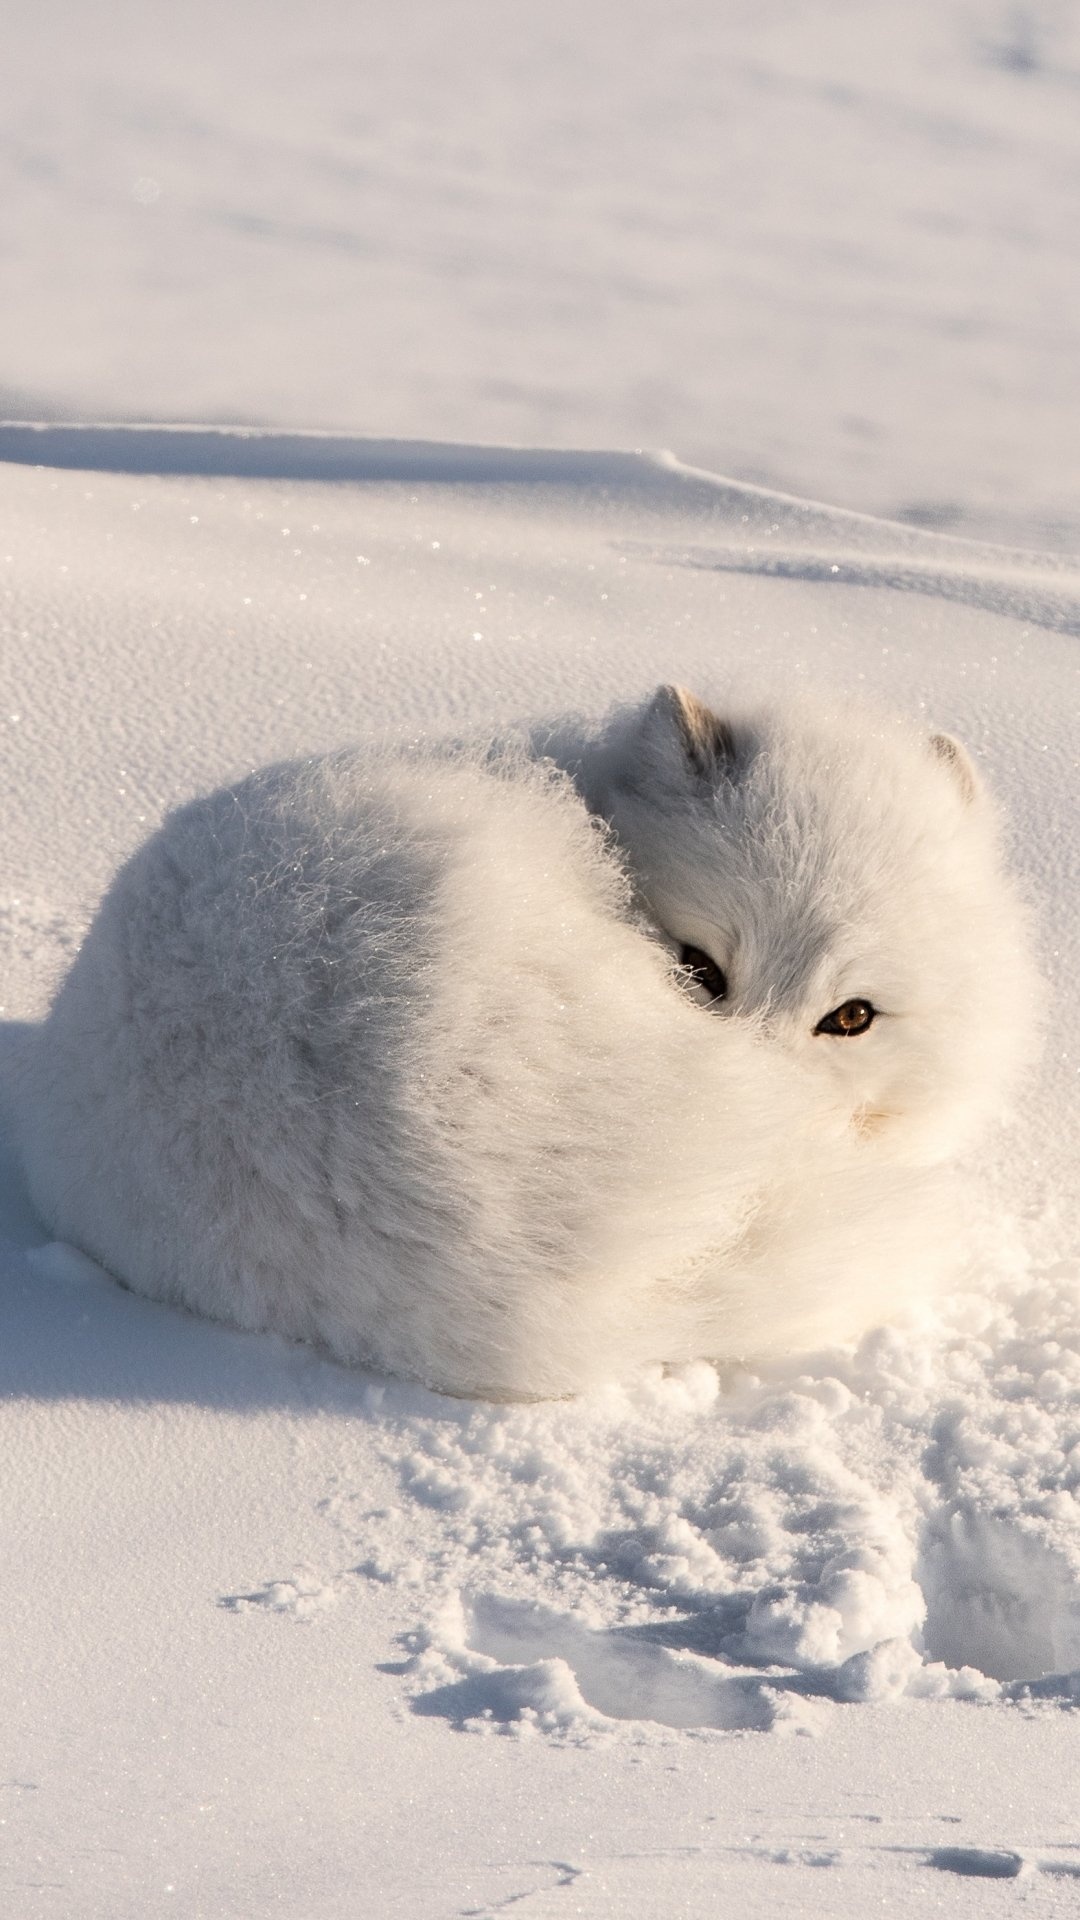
[219,1565,339,1620]
[309,1257,1080,1740]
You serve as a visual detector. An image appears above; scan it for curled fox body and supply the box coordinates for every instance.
[15,689,1034,1396]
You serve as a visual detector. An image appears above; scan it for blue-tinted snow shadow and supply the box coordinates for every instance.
[0,421,672,489]
[618,538,1080,638]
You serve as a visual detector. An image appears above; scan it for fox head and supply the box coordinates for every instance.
[580,684,1037,1164]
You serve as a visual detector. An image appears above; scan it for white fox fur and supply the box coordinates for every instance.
[537,686,1036,1168]
[13,690,1035,1398]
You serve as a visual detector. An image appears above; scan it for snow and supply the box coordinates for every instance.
[4,1,1080,551]
[2,431,1080,1914]
[4,1,1080,1903]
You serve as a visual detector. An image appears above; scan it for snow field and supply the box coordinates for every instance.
[4,1,1080,549]
[2,435,1080,1914]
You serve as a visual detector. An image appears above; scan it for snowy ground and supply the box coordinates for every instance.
[3,1,1080,550]
[3,1,1080,1907]
[1,430,1079,1916]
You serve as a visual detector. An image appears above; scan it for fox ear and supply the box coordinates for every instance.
[929,731,980,806]
[645,684,734,781]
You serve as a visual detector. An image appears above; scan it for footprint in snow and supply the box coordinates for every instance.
[219,1566,337,1619]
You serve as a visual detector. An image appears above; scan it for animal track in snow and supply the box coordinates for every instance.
[928,1846,1025,1878]
[219,1565,338,1619]
[435,1593,807,1734]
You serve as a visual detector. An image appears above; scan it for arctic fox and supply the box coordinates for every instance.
[13,689,1034,1398]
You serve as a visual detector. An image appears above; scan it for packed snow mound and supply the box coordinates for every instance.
[2,431,1080,1915]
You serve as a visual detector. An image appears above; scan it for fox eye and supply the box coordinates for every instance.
[815,998,876,1037]
[679,945,728,1003]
